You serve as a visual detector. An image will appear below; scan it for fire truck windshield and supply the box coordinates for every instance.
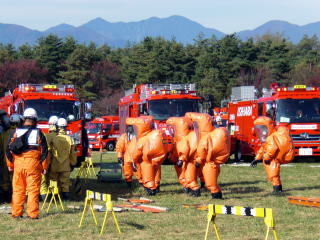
[24,100,80,122]
[276,99,320,123]
[86,123,101,134]
[148,99,199,120]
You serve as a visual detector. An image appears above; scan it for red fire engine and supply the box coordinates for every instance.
[228,85,320,161]
[86,116,120,151]
[0,83,91,164]
[119,83,202,159]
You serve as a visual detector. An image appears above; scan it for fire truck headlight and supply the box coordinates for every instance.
[69,131,81,145]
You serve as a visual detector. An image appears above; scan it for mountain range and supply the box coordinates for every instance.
[0,15,319,47]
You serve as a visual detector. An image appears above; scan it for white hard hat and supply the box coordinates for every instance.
[23,108,37,120]
[67,115,75,121]
[57,118,67,127]
[215,116,222,122]
[10,114,24,123]
[48,116,59,125]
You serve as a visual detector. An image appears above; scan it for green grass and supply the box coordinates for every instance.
[1,152,320,240]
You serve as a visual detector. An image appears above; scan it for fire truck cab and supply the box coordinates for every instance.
[86,116,119,151]
[119,83,202,160]
[228,85,320,161]
[0,83,91,164]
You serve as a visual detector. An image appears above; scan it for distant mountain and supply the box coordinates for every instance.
[237,20,319,43]
[0,16,320,47]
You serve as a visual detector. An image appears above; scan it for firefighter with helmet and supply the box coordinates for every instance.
[250,116,294,193]
[49,118,77,200]
[6,108,49,219]
[40,115,58,200]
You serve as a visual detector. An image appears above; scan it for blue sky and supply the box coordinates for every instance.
[0,0,319,33]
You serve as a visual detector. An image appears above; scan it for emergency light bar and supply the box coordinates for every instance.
[19,84,75,94]
[139,83,197,99]
[276,85,318,92]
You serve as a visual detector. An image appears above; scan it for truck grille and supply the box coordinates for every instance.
[292,134,320,141]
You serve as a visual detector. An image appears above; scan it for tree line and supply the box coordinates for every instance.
[0,33,319,115]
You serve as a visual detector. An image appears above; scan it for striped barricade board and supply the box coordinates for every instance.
[205,204,278,240]
[288,196,320,208]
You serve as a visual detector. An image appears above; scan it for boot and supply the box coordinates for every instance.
[201,182,205,189]
[156,186,160,193]
[211,191,223,199]
[146,188,157,196]
[272,185,283,194]
[191,188,201,197]
[39,194,47,202]
[62,192,70,201]
[126,181,132,188]
[183,187,190,194]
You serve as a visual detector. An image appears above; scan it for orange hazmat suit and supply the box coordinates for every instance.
[127,116,166,195]
[184,112,214,188]
[166,117,192,189]
[197,127,230,198]
[253,116,294,192]
[6,125,49,219]
[116,133,142,184]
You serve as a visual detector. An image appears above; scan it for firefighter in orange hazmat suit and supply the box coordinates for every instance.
[197,125,230,199]
[6,108,48,219]
[166,117,192,192]
[250,116,294,193]
[127,116,166,195]
[116,131,142,187]
[184,112,214,189]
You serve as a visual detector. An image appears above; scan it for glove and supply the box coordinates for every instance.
[250,159,259,168]
[195,162,200,168]
[132,163,137,172]
[176,160,183,168]
[118,157,124,164]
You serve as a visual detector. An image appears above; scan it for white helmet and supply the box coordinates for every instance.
[67,115,75,121]
[215,116,222,122]
[57,118,67,127]
[23,108,37,120]
[48,116,59,125]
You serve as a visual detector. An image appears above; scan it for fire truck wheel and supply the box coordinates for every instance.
[106,141,116,151]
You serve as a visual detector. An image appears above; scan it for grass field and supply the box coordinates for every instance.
[1,152,320,240]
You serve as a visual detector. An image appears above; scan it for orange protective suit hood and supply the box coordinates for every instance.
[185,112,214,138]
[166,117,192,142]
[254,117,275,135]
[126,116,154,138]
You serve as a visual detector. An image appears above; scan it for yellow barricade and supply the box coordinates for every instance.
[77,157,96,179]
[41,180,64,212]
[79,190,121,235]
[205,204,278,240]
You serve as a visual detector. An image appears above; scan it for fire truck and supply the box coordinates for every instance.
[86,116,120,151]
[0,83,92,164]
[228,85,320,161]
[119,83,202,160]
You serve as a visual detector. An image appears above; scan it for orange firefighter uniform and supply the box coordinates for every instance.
[252,116,294,192]
[184,112,214,189]
[197,127,230,199]
[166,117,192,190]
[116,133,142,186]
[127,116,166,195]
[6,125,48,218]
